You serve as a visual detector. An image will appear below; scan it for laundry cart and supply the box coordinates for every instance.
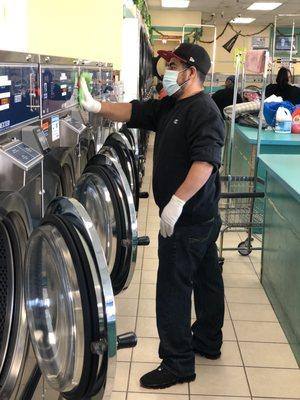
[219,50,269,259]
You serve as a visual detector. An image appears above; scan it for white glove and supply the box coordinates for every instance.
[80,77,102,113]
[160,195,186,238]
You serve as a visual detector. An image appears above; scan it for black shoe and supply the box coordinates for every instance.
[194,349,221,360]
[140,365,196,389]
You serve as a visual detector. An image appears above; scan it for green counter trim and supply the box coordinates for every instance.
[152,26,195,32]
[259,154,300,203]
[235,124,300,146]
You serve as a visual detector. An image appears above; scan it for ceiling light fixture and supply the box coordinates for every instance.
[247,2,282,10]
[161,0,190,8]
[231,17,256,24]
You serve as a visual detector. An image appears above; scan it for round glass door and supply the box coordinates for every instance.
[0,192,32,400]
[74,172,117,274]
[25,198,117,399]
[25,224,85,392]
[104,133,139,211]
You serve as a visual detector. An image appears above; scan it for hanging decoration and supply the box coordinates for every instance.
[223,32,240,53]
[133,0,152,33]
[183,28,203,43]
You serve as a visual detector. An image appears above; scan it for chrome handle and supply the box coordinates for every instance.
[117,332,137,350]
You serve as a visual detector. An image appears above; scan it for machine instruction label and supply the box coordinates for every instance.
[51,115,60,142]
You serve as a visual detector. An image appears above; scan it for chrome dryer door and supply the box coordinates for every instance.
[0,192,33,400]
[79,150,149,295]
[24,197,119,399]
[104,132,140,211]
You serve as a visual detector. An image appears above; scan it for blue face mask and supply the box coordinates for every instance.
[162,69,189,97]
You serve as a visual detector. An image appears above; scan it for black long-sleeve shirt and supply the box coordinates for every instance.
[265,83,300,105]
[212,88,243,118]
[127,92,225,225]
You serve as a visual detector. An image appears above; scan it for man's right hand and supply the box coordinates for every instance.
[80,77,102,113]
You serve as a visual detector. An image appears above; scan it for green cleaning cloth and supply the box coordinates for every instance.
[78,72,93,107]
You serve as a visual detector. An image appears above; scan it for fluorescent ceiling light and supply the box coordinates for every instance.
[247,2,282,10]
[161,0,190,8]
[231,17,256,24]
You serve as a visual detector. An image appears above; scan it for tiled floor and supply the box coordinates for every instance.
[112,135,300,400]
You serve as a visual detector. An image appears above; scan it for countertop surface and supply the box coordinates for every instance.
[235,124,300,146]
[259,154,300,202]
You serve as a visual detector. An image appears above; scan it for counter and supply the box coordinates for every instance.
[230,124,300,179]
[259,154,300,366]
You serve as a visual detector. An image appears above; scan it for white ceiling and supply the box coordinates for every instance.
[147,0,300,25]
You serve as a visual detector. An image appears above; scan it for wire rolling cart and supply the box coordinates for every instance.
[218,50,270,265]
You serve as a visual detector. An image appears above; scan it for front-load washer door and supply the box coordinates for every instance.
[24,198,117,400]
[84,151,149,294]
[0,192,33,400]
[74,172,118,276]
[104,132,140,211]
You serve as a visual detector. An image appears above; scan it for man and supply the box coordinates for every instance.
[212,75,243,118]
[80,43,225,389]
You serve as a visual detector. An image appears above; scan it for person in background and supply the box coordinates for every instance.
[266,67,300,105]
[80,43,225,390]
[155,81,168,99]
[212,75,243,118]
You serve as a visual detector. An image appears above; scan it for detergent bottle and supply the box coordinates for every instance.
[275,107,292,134]
[292,108,300,134]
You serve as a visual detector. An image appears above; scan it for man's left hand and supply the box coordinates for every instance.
[160,195,186,238]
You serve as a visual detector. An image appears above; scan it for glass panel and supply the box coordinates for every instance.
[0,64,40,134]
[41,66,78,116]
[25,224,84,393]
[74,173,117,274]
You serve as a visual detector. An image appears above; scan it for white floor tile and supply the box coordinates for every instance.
[225,287,270,304]
[195,341,242,366]
[228,303,278,322]
[239,342,298,368]
[190,365,250,396]
[113,362,130,391]
[136,316,158,338]
[132,337,160,363]
[233,320,288,343]
[246,367,300,398]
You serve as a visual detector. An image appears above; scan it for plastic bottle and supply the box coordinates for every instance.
[274,107,292,134]
[292,108,300,134]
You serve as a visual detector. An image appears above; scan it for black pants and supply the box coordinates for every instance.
[156,215,224,377]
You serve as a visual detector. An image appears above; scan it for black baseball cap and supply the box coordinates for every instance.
[158,43,211,75]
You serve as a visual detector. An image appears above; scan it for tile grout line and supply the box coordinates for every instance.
[120,358,300,370]
[126,153,156,398]
[125,163,151,400]
[225,296,254,400]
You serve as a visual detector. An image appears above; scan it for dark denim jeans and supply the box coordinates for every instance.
[156,215,224,377]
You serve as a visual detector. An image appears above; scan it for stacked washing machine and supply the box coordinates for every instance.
[0,50,149,400]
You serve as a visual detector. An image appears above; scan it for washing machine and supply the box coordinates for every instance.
[0,140,44,400]
[22,123,77,208]
[23,196,137,400]
[75,148,149,295]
